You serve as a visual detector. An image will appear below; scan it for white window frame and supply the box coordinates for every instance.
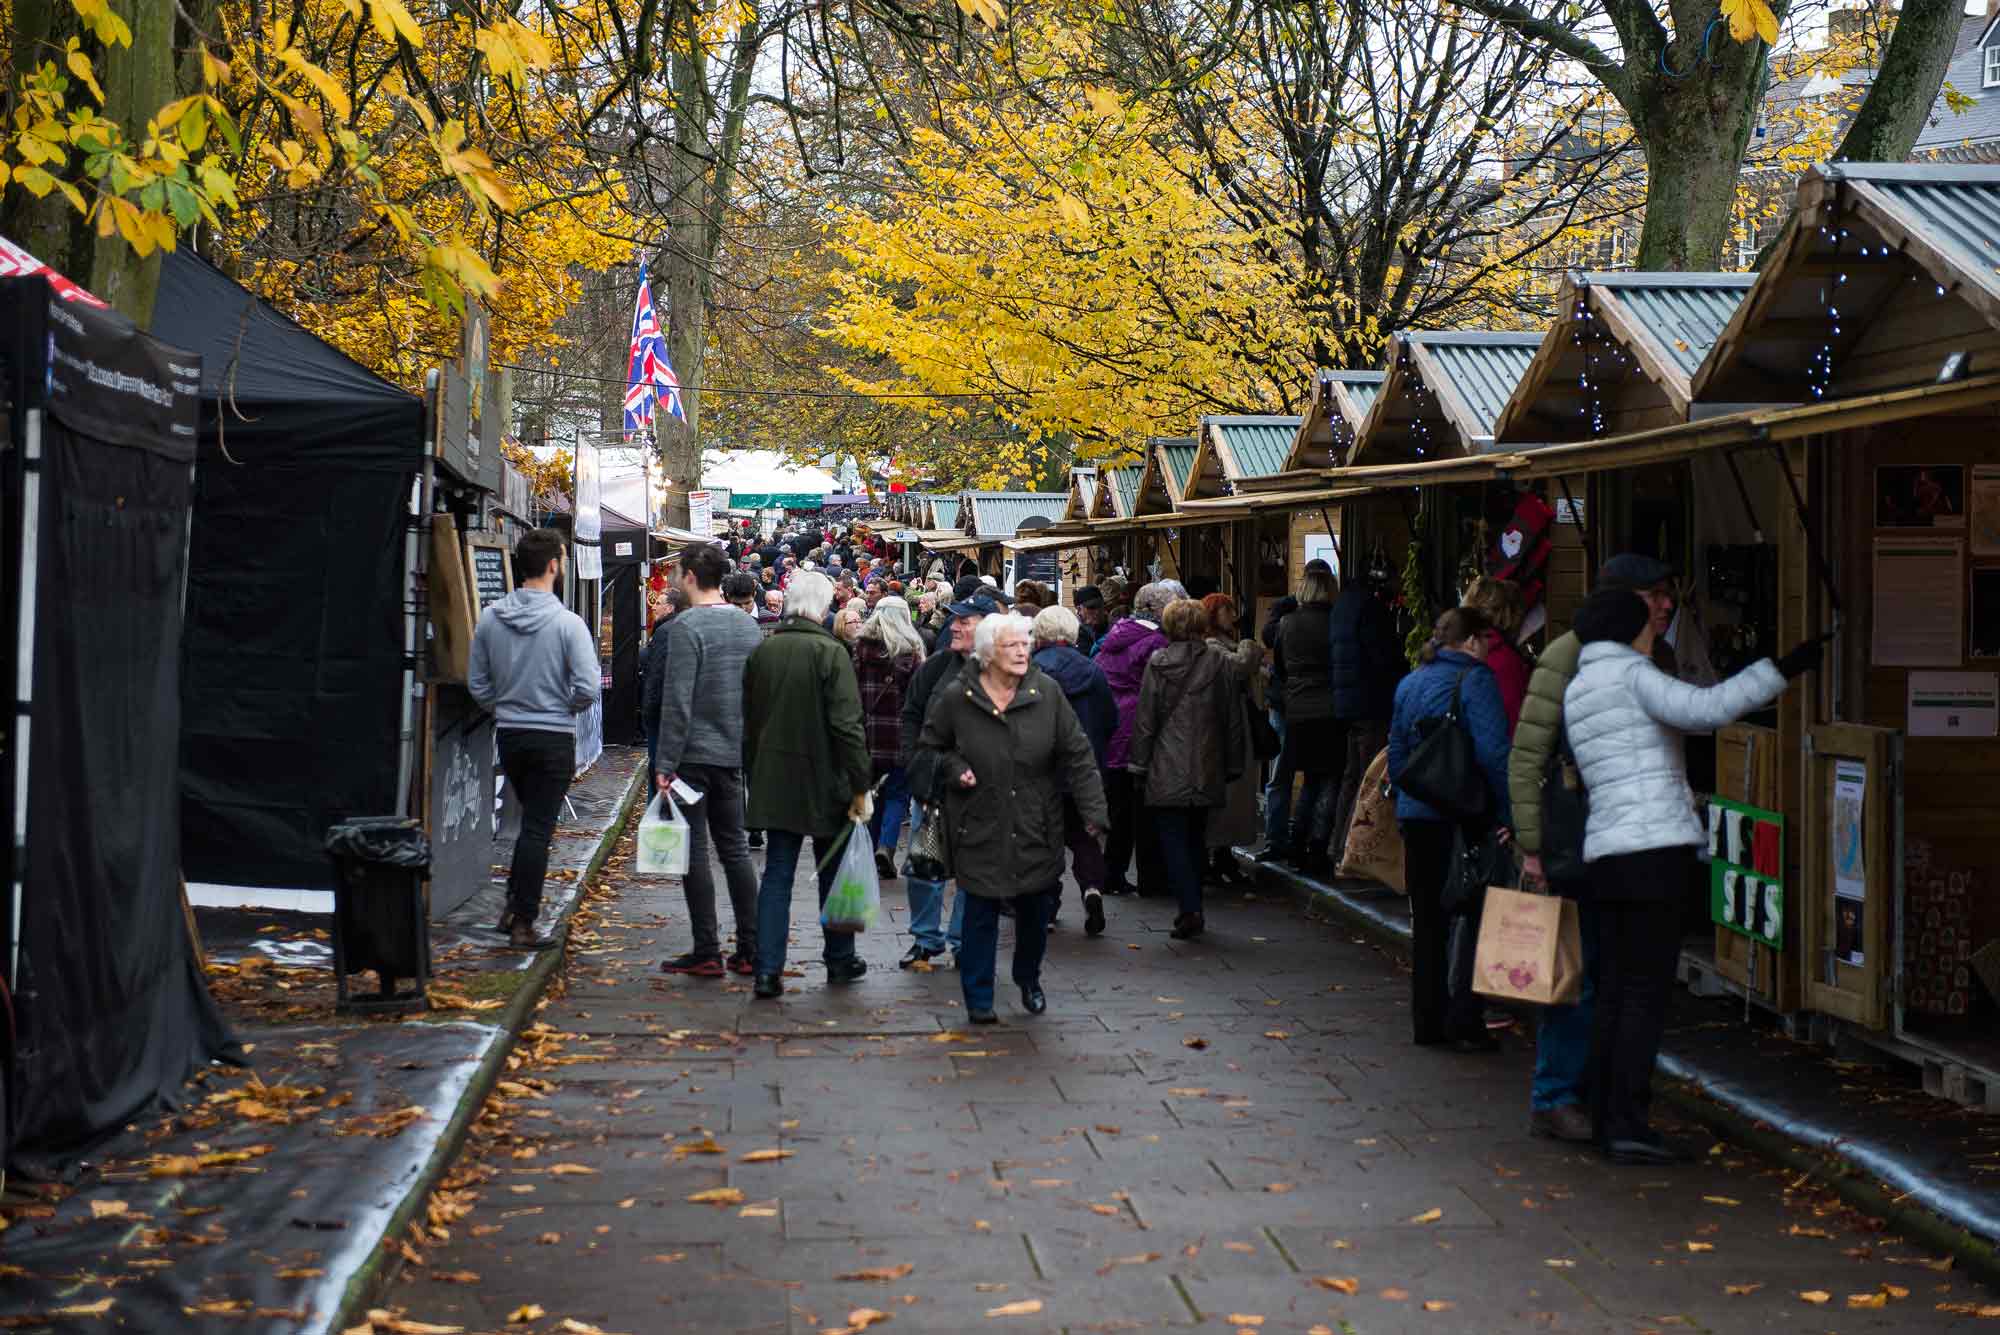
[1985,44,2000,90]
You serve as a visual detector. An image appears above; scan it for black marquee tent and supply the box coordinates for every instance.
[1,271,235,1165]
[150,250,427,893]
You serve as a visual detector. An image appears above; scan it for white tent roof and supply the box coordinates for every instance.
[701,448,836,494]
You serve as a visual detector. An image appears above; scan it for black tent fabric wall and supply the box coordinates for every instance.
[605,562,641,745]
[150,251,425,890]
[1,275,236,1167]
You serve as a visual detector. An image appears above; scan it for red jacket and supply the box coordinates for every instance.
[1482,628,1529,733]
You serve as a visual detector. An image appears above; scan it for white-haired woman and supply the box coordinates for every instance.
[913,612,1109,1023]
[852,595,926,880]
[743,569,873,999]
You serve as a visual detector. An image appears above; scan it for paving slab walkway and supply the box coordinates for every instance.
[386,838,1997,1335]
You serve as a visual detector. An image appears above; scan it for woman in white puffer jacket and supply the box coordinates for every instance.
[1563,588,1823,1166]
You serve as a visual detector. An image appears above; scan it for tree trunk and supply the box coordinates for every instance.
[1832,0,1964,162]
[1,0,179,323]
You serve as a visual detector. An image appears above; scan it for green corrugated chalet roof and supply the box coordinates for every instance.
[962,491,1070,539]
[1207,415,1305,481]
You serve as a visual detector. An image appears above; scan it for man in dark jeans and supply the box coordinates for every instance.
[470,528,600,948]
[654,543,768,977]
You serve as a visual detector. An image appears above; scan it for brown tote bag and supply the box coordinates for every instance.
[1335,747,1404,893]
[1471,885,1584,1006]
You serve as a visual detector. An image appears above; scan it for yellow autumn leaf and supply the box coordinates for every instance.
[686,1187,743,1205]
[1720,0,1780,45]
[1409,1207,1443,1224]
[985,1299,1043,1316]
[51,1297,115,1317]
[1799,1290,1831,1305]
[1847,1292,1888,1309]
[367,0,424,45]
[65,43,104,104]
[507,1305,545,1323]
[738,1148,794,1163]
[1314,1277,1359,1294]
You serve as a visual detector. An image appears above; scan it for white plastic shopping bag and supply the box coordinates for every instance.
[635,793,689,876]
[819,818,881,932]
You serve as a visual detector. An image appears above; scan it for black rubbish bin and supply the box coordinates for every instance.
[324,817,432,1015]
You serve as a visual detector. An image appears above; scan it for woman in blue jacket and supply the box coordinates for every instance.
[1389,606,1513,1051]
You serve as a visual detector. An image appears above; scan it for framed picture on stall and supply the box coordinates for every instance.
[1875,464,1965,529]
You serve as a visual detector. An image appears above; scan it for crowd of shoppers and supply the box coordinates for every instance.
[467,511,1829,1174]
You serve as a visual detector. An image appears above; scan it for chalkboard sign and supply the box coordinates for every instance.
[429,685,497,916]
[1013,548,1060,592]
[471,544,510,611]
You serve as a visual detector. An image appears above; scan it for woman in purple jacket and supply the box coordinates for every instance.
[1095,581,1176,897]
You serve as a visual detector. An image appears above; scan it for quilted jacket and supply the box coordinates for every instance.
[1505,630,1581,856]
[1564,641,1785,865]
[1387,650,1513,828]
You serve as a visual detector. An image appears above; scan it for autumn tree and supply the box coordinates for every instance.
[1455,0,1966,270]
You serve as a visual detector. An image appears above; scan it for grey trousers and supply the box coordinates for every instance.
[678,764,760,960]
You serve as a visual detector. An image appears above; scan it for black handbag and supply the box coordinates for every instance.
[1442,824,1514,916]
[1395,670,1489,822]
[904,800,951,881]
[1246,693,1281,761]
[1540,724,1591,887]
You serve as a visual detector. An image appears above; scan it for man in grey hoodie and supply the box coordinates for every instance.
[654,543,767,976]
[470,528,600,948]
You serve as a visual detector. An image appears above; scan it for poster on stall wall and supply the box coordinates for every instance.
[1706,795,1784,949]
[1831,759,1867,966]
[1303,534,1338,573]
[1907,671,1999,738]
[688,489,713,537]
[1968,465,2000,557]
[1872,537,1963,666]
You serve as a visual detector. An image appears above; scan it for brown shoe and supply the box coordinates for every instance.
[1529,1104,1594,1143]
[494,907,516,934]
[507,918,555,950]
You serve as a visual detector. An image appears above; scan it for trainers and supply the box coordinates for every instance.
[875,848,898,881]
[826,957,868,984]
[726,954,755,976]
[747,830,765,849]
[661,953,726,977]
[1083,889,1106,937]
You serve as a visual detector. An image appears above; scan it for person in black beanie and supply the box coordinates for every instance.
[1563,587,1824,1165]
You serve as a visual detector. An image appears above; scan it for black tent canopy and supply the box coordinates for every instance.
[1,272,236,1165]
[150,250,426,893]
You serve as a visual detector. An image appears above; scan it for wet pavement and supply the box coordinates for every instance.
[384,838,1998,1334]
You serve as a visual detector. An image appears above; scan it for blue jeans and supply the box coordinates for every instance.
[903,810,965,953]
[753,828,860,976]
[869,764,911,855]
[1532,895,1600,1111]
[959,889,1052,1012]
[1261,710,1290,848]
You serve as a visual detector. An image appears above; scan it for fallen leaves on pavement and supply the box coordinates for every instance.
[686,1187,743,1205]
[1408,1207,1442,1224]
[1095,1252,1161,1276]
[985,1299,1043,1317]
[837,1264,914,1282]
[1314,1277,1359,1294]
[740,1148,794,1163]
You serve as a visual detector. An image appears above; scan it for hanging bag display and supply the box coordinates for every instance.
[635,793,690,876]
[1394,671,1488,822]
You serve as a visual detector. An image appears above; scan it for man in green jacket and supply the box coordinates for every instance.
[745,571,874,999]
[1508,552,1675,1143]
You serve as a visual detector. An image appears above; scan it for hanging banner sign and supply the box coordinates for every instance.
[1707,795,1784,949]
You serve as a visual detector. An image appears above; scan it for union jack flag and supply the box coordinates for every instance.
[622,272,685,437]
